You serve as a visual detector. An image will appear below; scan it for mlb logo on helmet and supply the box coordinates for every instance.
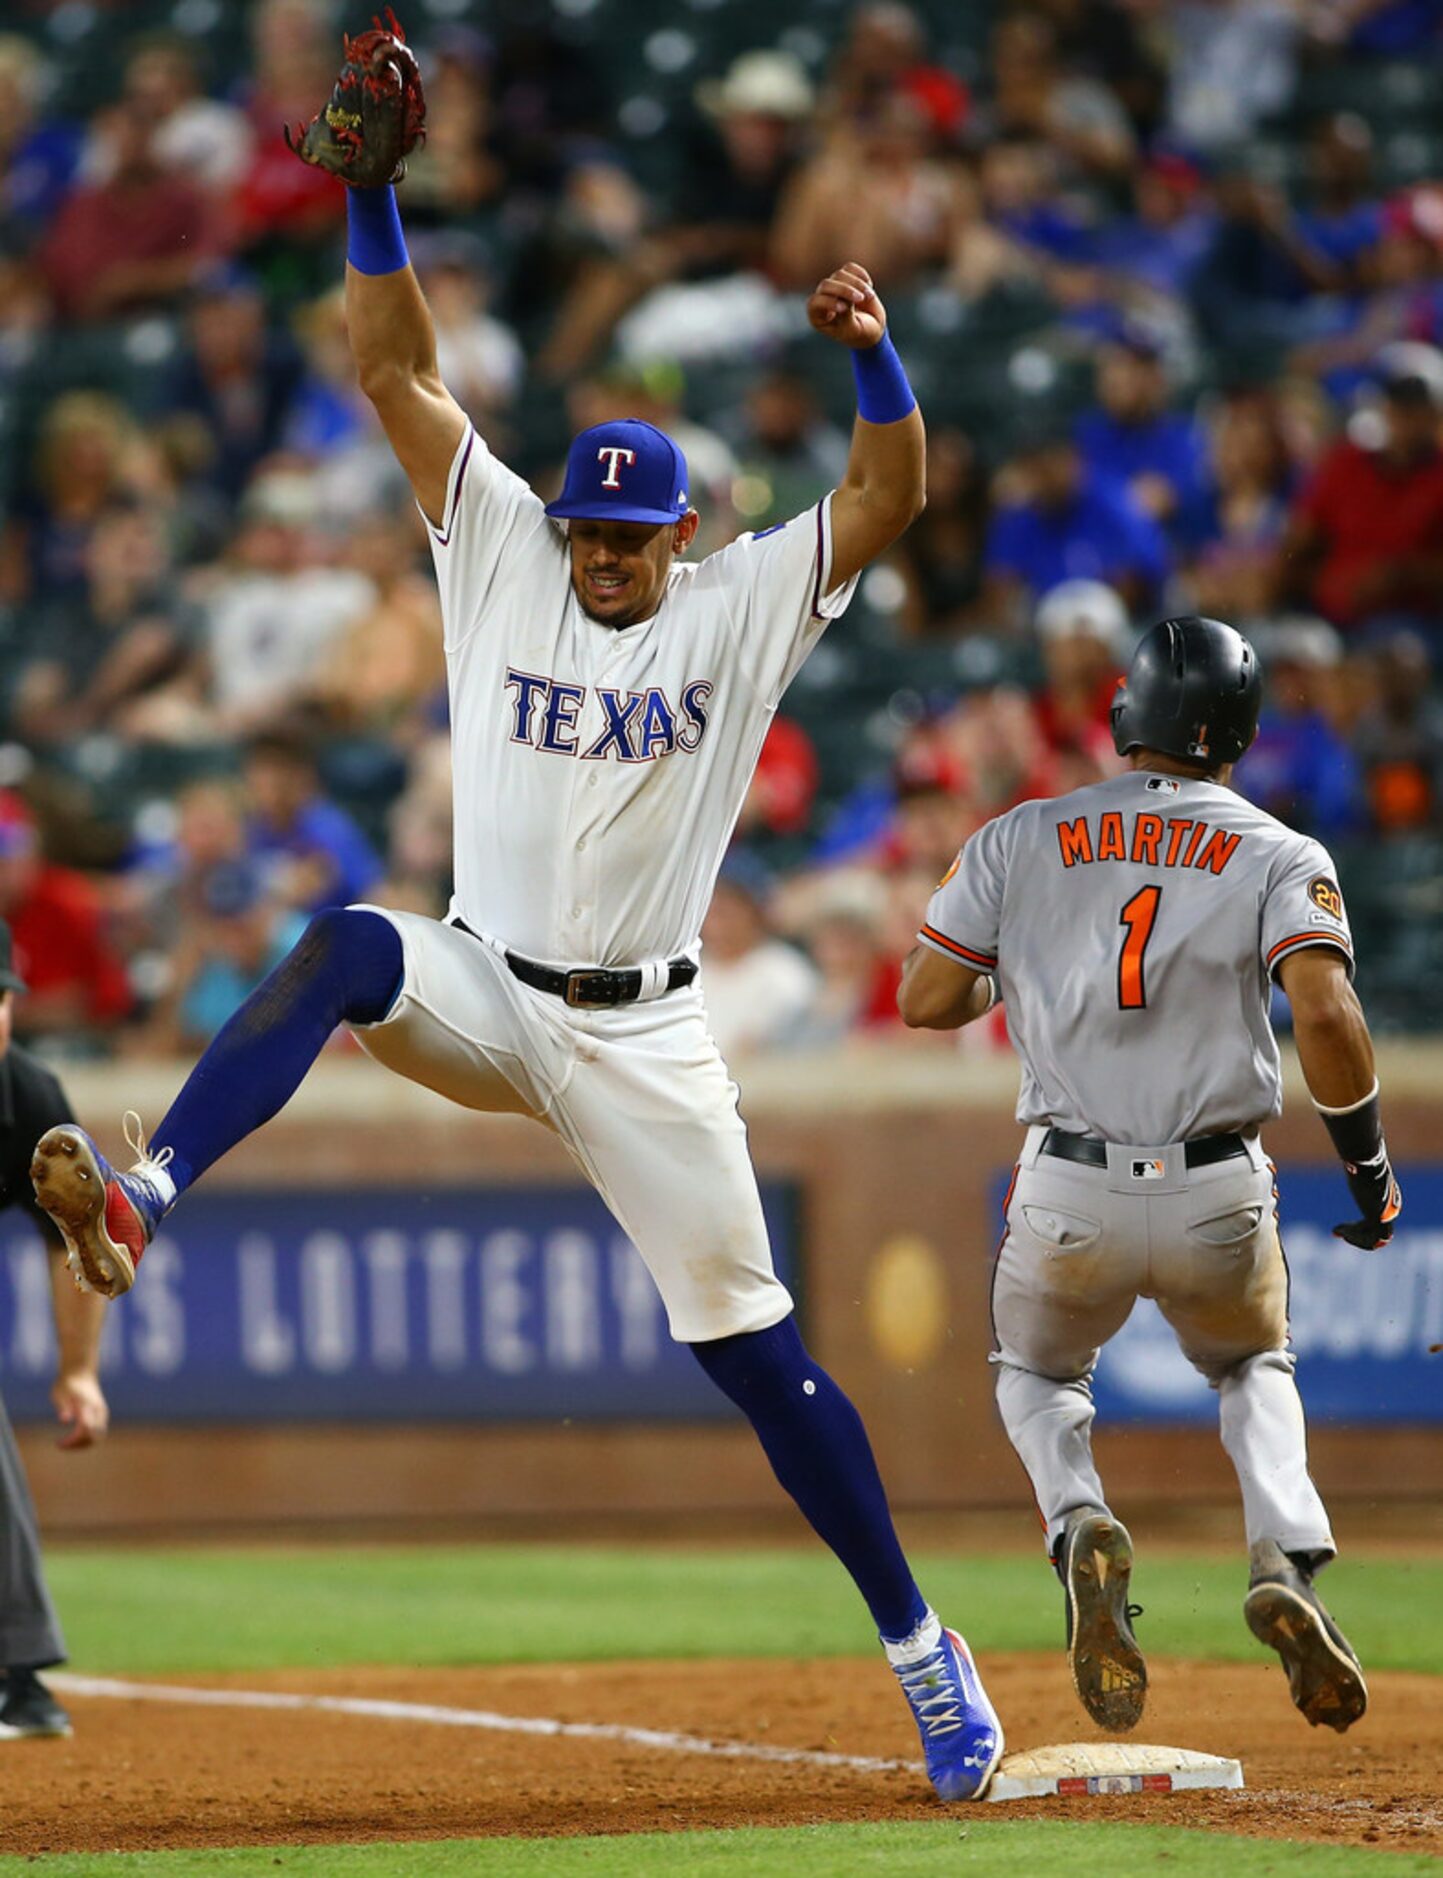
[545,419,691,526]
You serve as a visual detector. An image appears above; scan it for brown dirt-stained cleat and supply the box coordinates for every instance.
[30,1122,161,1299]
[1061,1511,1147,1733]
[1245,1539,1367,1733]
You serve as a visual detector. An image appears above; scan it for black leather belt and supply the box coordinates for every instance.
[1041,1128,1248,1170]
[452,919,696,1009]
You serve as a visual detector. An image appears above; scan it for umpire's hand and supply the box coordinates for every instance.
[52,1370,108,1450]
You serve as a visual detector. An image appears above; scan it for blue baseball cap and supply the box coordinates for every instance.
[545,419,691,526]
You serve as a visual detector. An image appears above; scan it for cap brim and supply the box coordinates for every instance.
[544,499,687,525]
[0,970,27,994]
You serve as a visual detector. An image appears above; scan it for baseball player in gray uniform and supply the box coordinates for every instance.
[899,616,1400,1738]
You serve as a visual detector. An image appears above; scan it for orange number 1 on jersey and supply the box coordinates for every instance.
[1117,884,1161,1010]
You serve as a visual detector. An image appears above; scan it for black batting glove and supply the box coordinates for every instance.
[1333,1151,1402,1250]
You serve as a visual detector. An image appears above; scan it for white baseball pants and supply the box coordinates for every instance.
[347,908,793,1344]
[992,1125,1335,1562]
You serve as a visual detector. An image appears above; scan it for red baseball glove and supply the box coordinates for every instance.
[284,9,426,189]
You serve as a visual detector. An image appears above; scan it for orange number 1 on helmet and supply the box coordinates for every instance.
[1117,884,1161,1010]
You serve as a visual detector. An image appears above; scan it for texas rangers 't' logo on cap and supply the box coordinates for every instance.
[545,419,691,526]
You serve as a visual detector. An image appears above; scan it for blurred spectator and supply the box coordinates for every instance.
[889,427,990,636]
[0,793,130,1042]
[283,287,404,519]
[0,35,82,244]
[414,233,524,436]
[153,853,307,1052]
[311,513,446,745]
[89,36,252,195]
[202,470,376,732]
[1032,579,1131,774]
[1290,186,1443,393]
[772,90,971,292]
[781,870,902,1047]
[724,371,850,530]
[737,718,821,842]
[1183,388,1298,622]
[540,50,811,379]
[383,734,453,916]
[232,0,344,254]
[978,424,1169,628]
[39,105,221,324]
[1312,0,1443,55]
[1280,344,1443,634]
[169,266,302,502]
[1294,114,1383,292]
[1165,1,1301,154]
[825,4,970,142]
[1091,151,1217,305]
[985,10,1134,181]
[399,27,502,223]
[700,854,819,1056]
[1,392,136,608]
[242,730,384,915]
[12,505,197,749]
[1235,617,1363,837]
[1075,329,1211,541]
[1351,629,1443,831]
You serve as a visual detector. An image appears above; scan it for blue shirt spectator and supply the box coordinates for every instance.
[242,732,384,916]
[983,435,1169,618]
[1075,337,1213,548]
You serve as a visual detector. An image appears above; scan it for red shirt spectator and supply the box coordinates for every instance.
[1287,356,1443,627]
[0,796,131,1037]
[40,106,219,323]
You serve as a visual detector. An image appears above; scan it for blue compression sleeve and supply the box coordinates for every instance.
[153,908,403,1195]
[852,333,917,425]
[347,184,409,276]
[691,1316,928,1641]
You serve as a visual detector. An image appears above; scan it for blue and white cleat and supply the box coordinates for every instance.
[886,1612,1005,1801]
[30,1112,174,1299]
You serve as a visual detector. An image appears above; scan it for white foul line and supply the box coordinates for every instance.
[48,1673,915,1780]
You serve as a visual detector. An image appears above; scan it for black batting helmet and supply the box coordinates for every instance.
[1110,616,1262,767]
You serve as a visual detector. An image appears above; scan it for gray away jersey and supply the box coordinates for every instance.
[920,770,1354,1142]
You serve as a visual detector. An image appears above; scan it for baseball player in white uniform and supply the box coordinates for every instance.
[30,151,1004,1798]
[900,617,1400,1739]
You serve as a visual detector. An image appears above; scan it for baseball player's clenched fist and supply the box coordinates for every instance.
[808,262,887,349]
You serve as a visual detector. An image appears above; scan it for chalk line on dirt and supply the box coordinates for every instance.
[49,1674,915,1780]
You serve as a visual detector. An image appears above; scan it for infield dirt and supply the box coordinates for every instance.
[1,1653,1439,1858]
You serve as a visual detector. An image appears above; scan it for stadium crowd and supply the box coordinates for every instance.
[1,0,1443,1058]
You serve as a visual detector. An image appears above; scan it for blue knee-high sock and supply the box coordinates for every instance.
[690,1316,928,1642]
[154,907,404,1196]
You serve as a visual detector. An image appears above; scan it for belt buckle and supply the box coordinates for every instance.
[565,969,616,1008]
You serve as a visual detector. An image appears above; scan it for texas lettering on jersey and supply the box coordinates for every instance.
[505,667,714,762]
[1056,809,1242,875]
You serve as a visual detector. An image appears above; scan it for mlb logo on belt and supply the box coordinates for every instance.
[1131,1158,1166,1180]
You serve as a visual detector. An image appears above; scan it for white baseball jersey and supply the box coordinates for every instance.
[425,423,858,967]
[920,769,1354,1142]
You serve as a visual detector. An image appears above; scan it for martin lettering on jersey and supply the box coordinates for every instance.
[505,667,713,761]
[1056,810,1242,875]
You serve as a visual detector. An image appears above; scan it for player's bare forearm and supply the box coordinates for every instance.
[898,947,992,1030]
[345,260,465,526]
[1278,948,1376,1109]
[809,262,926,588]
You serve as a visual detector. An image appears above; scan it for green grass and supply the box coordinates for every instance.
[0,1823,1438,1878]
[43,1542,1443,1677]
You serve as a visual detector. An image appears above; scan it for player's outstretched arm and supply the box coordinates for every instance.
[809,263,926,591]
[1277,947,1402,1249]
[346,231,466,527]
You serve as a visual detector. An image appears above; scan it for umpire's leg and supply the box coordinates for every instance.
[0,1388,65,1670]
[991,1134,1147,1559]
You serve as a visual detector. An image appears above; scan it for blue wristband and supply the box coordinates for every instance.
[852,332,916,425]
[346,184,409,277]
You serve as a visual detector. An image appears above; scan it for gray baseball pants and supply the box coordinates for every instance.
[992,1125,1334,1563]
[0,1388,65,1669]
